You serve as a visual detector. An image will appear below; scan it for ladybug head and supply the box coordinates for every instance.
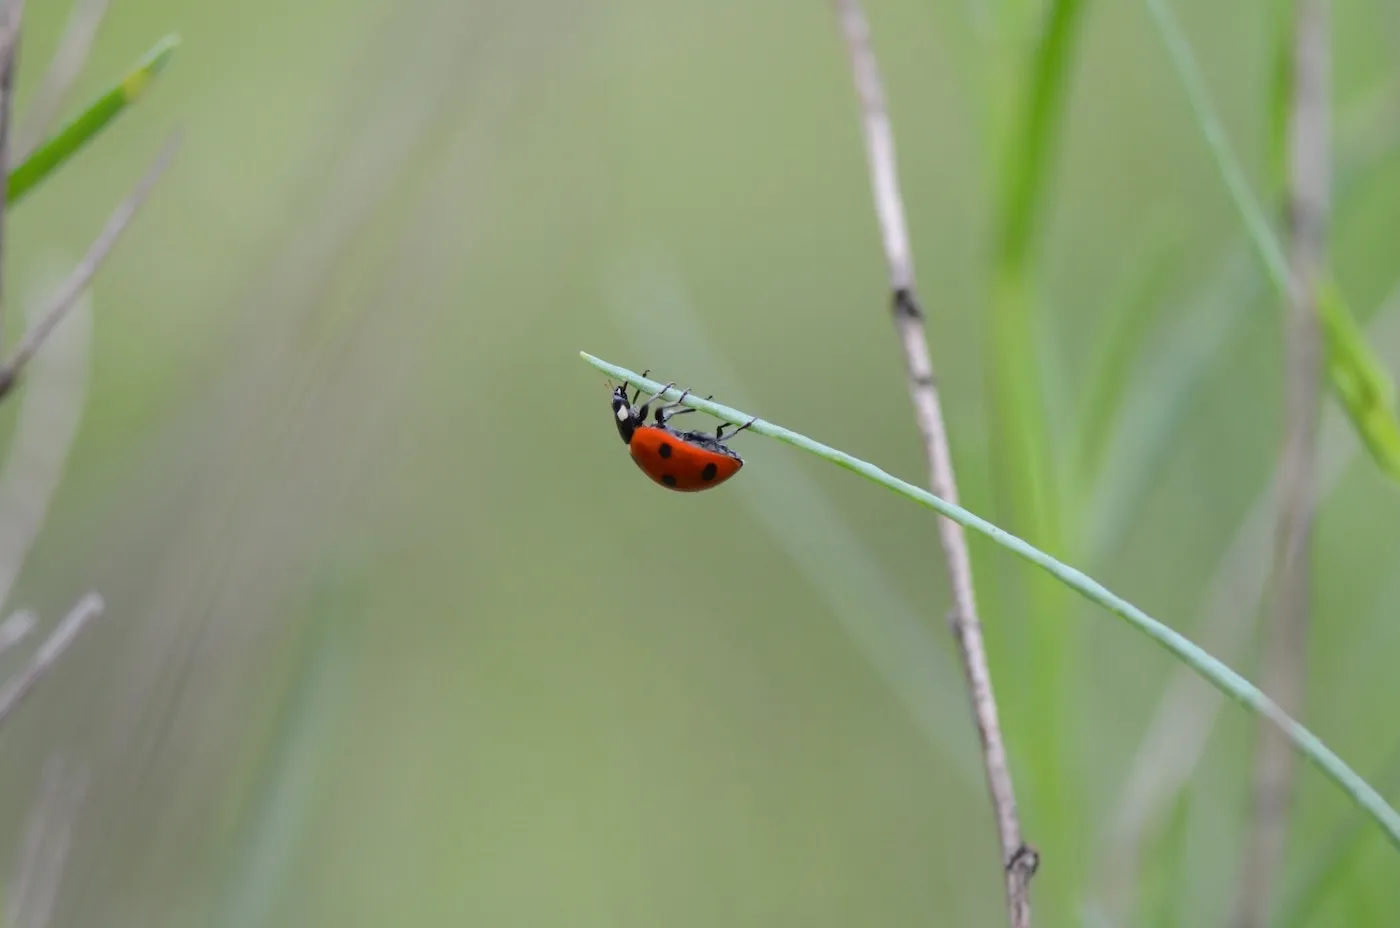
[611,384,639,444]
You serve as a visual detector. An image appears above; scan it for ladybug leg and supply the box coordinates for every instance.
[655,392,714,423]
[628,370,652,405]
[635,381,676,421]
[639,382,676,406]
[657,407,697,424]
[653,389,694,424]
[716,417,757,441]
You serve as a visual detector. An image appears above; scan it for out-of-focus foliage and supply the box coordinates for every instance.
[0,1,1397,926]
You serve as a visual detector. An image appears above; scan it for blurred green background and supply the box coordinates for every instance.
[0,0,1396,925]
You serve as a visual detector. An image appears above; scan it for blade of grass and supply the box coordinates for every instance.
[1099,276,1400,919]
[1135,789,1191,928]
[1318,279,1400,479]
[1082,240,1264,561]
[1071,221,1185,487]
[994,0,1088,278]
[1144,0,1400,483]
[1082,73,1400,562]
[1277,731,1400,928]
[7,33,178,207]
[1091,68,1400,915]
[0,0,24,358]
[15,0,111,160]
[1266,534,1400,926]
[219,567,364,928]
[1263,0,1294,201]
[987,1,1090,911]
[578,351,1400,853]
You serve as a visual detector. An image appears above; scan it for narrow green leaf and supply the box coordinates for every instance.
[994,0,1088,273]
[1279,742,1400,928]
[1144,0,1400,485]
[1264,0,1295,201]
[8,33,180,206]
[578,351,1400,853]
[218,562,365,928]
[1084,80,1400,561]
[1136,789,1191,928]
[1318,277,1400,480]
[985,5,1092,913]
[1073,222,1185,485]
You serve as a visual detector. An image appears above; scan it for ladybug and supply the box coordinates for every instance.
[610,373,756,492]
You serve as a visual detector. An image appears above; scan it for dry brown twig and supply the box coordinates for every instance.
[830,1,1036,925]
[7,754,89,928]
[0,593,103,729]
[1233,1,1330,925]
[0,608,35,656]
[0,131,180,399]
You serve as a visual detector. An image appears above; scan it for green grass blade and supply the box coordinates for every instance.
[1264,0,1294,201]
[8,33,179,206]
[1137,789,1191,928]
[1072,221,1184,486]
[1083,85,1400,561]
[994,0,1088,273]
[986,3,1090,911]
[1144,0,1400,484]
[1318,277,1400,479]
[1278,742,1400,928]
[578,351,1400,853]
[1143,0,1289,286]
[218,563,365,928]
[1258,0,1400,481]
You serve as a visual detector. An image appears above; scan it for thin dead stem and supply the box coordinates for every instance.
[1233,1,1330,925]
[0,593,103,729]
[7,755,87,928]
[0,131,178,398]
[0,608,34,656]
[831,2,1035,925]
[0,263,94,615]
[15,0,110,161]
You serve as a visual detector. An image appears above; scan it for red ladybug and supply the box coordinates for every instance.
[610,374,756,492]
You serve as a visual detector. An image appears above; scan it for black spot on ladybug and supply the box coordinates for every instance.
[702,462,718,481]
[659,442,673,459]
[662,474,677,487]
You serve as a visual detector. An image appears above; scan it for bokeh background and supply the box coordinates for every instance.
[0,0,1395,925]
